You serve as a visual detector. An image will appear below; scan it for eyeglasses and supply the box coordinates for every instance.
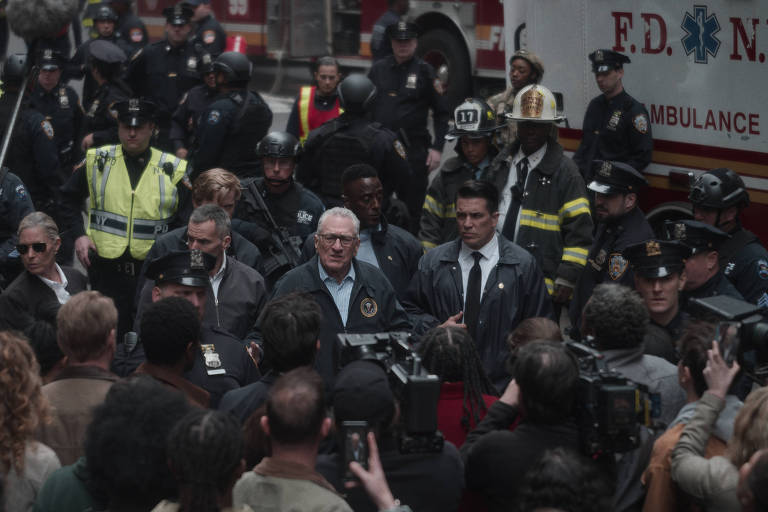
[16,243,47,254]
[317,233,357,247]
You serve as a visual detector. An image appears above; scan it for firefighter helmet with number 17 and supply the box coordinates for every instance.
[445,98,498,140]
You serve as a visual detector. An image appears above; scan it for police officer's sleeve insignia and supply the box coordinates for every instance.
[14,184,27,200]
[394,140,407,160]
[202,30,216,44]
[41,120,55,140]
[360,297,378,318]
[130,28,144,43]
[633,114,649,134]
[758,259,768,280]
[608,253,628,281]
[207,110,221,125]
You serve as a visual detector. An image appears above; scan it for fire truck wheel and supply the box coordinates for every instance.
[418,28,471,109]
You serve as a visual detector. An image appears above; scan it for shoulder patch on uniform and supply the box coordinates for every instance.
[393,140,407,160]
[15,183,27,200]
[296,210,313,225]
[633,114,649,134]
[202,30,216,44]
[608,253,628,281]
[207,110,221,124]
[130,27,144,43]
[758,259,768,280]
[41,120,54,139]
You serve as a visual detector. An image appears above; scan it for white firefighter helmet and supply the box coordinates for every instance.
[506,84,563,123]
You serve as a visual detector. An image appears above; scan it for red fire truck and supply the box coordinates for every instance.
[135,0,507,106]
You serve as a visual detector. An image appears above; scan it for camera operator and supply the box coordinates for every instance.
[623,239,691,363]
[461,341,581,511]
[641,320,743,512]
[316,360,465,512]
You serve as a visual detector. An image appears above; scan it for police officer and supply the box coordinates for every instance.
[192,51,273,179]
[184,0,227,57]
[59,98,189,339]
[81,40,131,151]
[128,5,205,152]
[569,160,654,337]
[297,74,411,212]
[237,131,324,283]
[66,4,131,105]
[663,219,743,307]
[170,52,217,160]
[572,49,653,184]
[419,97,506,250]
[285,56,342,142]
[29,48,84,179]
[370,0,409,62]
[0,54,61,220]
[121,249,260,405]
[109,0,149,57]
[623,239,691,363]
[689,168,768,306]
[368,21,450,231]
[0,168,34,287]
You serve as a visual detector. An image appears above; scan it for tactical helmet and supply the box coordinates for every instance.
[93,5,119,22]
[213,51,252,85]
[337,74,377,114]
[256,131,300,159]
[2,54,27,87]
[446,98,498,140]
[689,168,749,209]
[506,84,563,123]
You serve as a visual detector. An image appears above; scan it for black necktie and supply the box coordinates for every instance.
[501,157,529,240]
[464,251,483,337]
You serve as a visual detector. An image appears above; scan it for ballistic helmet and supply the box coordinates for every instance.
[213,51,252,85]
[256,131,300,159]
[2,53,27,86]
[93,5,119,22]
[337,74,377,114]
[689,168,749,210]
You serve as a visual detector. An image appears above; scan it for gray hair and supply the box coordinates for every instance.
[582,283,649,351]
[189,204,231,239]
[18,211,59,240]
[317,207,360,236]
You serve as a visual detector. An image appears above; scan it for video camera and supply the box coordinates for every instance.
[337,332,444,454]
[689,295,768,385]
[565,341,656,457]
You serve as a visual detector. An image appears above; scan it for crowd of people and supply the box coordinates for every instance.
[1,0,768,511]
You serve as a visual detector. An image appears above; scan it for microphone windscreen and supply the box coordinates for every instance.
[6,0,79,42]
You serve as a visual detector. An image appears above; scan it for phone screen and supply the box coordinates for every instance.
[716,321,740,365]
[341,420,368,482]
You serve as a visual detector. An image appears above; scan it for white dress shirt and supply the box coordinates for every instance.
[458,234,500,309]
[497,142,548,240]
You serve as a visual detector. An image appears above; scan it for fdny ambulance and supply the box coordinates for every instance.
[504,0,768,241]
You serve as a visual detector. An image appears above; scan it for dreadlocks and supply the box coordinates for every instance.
[418,326,497,431]
[167,410,244,512]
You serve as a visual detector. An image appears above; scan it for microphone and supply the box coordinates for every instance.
[6,0,79,42]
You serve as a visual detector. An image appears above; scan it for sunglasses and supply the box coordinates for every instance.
[16,243,47,254]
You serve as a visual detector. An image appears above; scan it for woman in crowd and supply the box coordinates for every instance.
[0,212,87,331]
[0,330,60,511]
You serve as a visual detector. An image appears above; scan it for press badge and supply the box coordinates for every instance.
[406,73,417,89]
[201,344,225,375]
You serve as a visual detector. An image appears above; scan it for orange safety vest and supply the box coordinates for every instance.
[298,86,342,142]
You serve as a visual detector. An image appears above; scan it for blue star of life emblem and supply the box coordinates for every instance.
[681,5,721,64]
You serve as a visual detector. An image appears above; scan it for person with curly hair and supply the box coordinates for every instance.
[0,330,61,511]
[418,326,498,448]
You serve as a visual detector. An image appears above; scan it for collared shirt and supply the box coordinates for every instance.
[459,234,500,309]
[37,264,70,305]
[497,142,548,239]
[319,259,356,326]
[210,253,227,300]
[356,227,380,268]
[472,156,491,180]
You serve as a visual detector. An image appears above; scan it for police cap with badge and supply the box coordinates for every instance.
[89,39,127,64]
[624,239,691,278]
[663,219,730,254]
[145,249,216,287]
[589,49,631,73]
[37,48,65,71]
[386,21,419,40]
[587,160,648,195]
[114,98,157,127]
[163,4,194,25]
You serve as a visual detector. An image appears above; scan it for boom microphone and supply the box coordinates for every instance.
[6,0,79,42]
